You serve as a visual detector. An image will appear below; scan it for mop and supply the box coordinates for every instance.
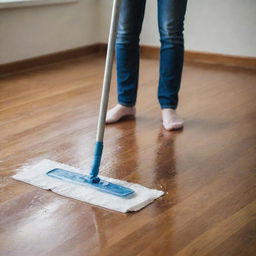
[12,0,164,213]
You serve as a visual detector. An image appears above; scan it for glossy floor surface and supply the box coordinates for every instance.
[1,54,256,256]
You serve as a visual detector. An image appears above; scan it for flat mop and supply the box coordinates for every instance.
[12,0,164,213]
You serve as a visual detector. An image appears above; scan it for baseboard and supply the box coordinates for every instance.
[140,45,160,59]
[184,50,256,70]
[140,45,256,70]
[0,43,106,77]
[1,43,255,77]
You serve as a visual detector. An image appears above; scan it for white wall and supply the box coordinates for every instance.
[184,0,256,57]
[1,0,255,65]
[0,0,100,64]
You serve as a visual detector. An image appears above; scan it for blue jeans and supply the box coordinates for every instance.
[116,0,188,109]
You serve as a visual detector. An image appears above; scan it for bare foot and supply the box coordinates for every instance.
[162,108,184,131]
[106,104,136,124]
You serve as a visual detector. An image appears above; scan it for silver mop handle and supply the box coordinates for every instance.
[96,0,122,142]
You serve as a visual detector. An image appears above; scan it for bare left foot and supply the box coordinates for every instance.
[162,108,184,131]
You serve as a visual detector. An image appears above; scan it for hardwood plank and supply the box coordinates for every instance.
[0,53,255,256]
[208,220,256,256]
[173,200,256,256]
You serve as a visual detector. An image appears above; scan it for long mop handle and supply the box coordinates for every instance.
[96,0,121,143]
[89,0,122,182]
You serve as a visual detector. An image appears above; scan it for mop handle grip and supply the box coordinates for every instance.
[89,141,104,179]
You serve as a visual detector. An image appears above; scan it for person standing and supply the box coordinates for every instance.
[106,0,188,131]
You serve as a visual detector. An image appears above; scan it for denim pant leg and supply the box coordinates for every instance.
[157,0,188,109]
[115,0,146,107]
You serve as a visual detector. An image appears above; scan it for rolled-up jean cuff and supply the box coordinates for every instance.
[118,101,136,107]
[160,105,177,110]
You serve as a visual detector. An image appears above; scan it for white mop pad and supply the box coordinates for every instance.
[12,159,164,213]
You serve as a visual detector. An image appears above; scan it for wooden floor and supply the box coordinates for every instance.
[0,53,256,256]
